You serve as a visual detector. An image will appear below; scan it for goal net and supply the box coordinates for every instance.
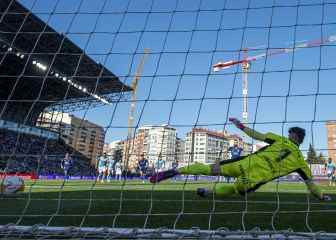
[1,0,336,239]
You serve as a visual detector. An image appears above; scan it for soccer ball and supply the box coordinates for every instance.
[0,176,25,195]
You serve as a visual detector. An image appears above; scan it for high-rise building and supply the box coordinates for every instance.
[147,125,176,168]
[184,128,229,164]
[37,112,105,165]
[123,126,151,169]
[326,121,336,163]
[123,125,177,170]
[175,137,185,166]
[227,134,244,148]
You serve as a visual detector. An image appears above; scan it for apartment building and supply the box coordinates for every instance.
[326,121,336,163]
[147,125,176,168]
[121,125,177,170]
[175,137,185,166]
[184,128,229,164]
[37,111,105,165]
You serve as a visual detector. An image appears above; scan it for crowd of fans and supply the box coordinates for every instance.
[0,129,95,177]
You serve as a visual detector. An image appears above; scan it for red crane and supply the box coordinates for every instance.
[213,34,336,124]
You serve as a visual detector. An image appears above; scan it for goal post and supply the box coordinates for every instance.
[0,0,336,238]
[1,225,336,239]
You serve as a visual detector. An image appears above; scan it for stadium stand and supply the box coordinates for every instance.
[0,0,131,177]
[0,128,95,177]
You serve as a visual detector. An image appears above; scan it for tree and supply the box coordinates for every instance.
[317,152,326,164]
[306,144,318,164]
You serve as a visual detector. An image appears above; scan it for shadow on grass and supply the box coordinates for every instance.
[0,189,335,232]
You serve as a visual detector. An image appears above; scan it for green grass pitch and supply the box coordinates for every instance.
[1,180,336,232]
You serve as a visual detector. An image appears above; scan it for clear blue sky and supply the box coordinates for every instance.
[19,0,336,156]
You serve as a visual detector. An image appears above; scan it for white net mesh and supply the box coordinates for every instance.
[1,0,336,239]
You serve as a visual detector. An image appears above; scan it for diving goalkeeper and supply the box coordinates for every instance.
[149,117,331,201]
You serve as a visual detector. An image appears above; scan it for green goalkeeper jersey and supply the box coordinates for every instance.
[239,132,321,197]
[230,128,323,199]
[239,132,312,188]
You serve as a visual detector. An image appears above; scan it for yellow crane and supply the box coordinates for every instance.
[124,48,150,170]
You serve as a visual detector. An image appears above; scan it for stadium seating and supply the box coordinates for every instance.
[0,129,95,177]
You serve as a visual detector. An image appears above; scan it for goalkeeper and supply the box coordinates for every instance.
[150,117,331,201]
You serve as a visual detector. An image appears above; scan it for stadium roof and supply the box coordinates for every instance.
[0,0,132,125]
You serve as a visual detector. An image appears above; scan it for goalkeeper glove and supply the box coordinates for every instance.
[229,117,245,130]
[149,169,178,183]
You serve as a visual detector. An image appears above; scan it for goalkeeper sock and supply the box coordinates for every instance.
[149,169,178,183]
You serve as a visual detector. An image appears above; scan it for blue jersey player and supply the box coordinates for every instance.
[226,140,243,183]
[228,140,243,160]
[326,158,336,186]
[138,153,148,183]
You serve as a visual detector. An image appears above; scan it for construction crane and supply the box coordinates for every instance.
[213,34,336,124]
[124,48,150,169]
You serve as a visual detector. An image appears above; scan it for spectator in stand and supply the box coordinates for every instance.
[1,129,94,177]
